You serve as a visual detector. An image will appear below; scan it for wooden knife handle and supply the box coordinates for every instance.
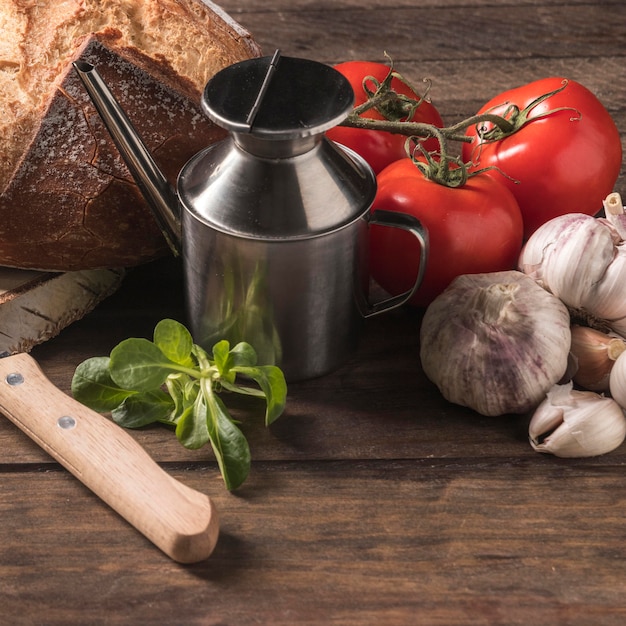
[0,352,219,564]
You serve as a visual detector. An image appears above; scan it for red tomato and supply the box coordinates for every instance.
[327,61,444,173]
[370,159,524,307]
[462,77,623,239]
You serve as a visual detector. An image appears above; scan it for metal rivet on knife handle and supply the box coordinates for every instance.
[6,372,24,386]
[57,416,77,430]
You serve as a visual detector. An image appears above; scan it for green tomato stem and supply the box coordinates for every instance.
[338,111,515,143]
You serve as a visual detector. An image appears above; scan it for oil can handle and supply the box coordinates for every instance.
[364,209,429,317]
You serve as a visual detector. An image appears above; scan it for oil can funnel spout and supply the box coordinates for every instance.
[73,61,182,255]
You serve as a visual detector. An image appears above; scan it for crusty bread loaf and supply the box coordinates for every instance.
[0,0,260,270]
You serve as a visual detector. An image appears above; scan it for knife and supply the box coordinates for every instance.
[0,351,219,564]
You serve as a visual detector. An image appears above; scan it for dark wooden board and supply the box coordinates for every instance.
[3,461,626,625]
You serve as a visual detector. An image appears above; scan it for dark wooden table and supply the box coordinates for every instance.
[2,1,626,624]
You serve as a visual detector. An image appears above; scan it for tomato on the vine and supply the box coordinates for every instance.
[369,158,524,307]
[462,77,623,239]
[326,61,444,174]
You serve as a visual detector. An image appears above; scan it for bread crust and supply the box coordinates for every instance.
[0,0,260,270]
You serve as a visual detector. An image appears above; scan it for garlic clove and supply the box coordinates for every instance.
[519,213,616,309]
[606,314,626,340]
[609,349,626,409]
[528,404,567,442]
[582,245,626,322]
[529,382,626,457]
[570,324,626,391]
[519,207,626,338]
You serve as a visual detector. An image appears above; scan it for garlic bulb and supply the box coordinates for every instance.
[529,382,626,457]
[420,270,571,416]
[519,208,626,336]
[570,324,626,391]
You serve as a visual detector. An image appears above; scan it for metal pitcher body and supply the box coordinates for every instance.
[184,214,370,380]
[180,135,373,380]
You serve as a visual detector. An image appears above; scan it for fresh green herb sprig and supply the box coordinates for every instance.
[71,319,287,490]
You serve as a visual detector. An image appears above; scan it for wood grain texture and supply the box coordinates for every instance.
[3,462,626,625]
[1,1,625,624]
[229,4,626,64]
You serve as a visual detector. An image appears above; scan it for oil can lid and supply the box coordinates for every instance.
[201,51,355,139]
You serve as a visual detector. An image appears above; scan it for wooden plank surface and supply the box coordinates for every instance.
[1,1,626,624]
[4,461,626,625]
[224,2,626,65]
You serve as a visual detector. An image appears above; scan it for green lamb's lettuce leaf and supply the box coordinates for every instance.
[112,389,175,428]
[204,392,251,491]
[222,365,287,426]
[228,342,259,368]
[71,318,288,490]
[109,338,180,391]
[71,356,135,412]
[153,318,195,367]
[175,394,211,450]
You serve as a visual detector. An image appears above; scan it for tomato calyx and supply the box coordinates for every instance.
[342,64,451,143]
[406,134,519,190]
[471,79,580,142]
[405,135,470,188]
[352,65,432,123]
[413,151,469,188]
